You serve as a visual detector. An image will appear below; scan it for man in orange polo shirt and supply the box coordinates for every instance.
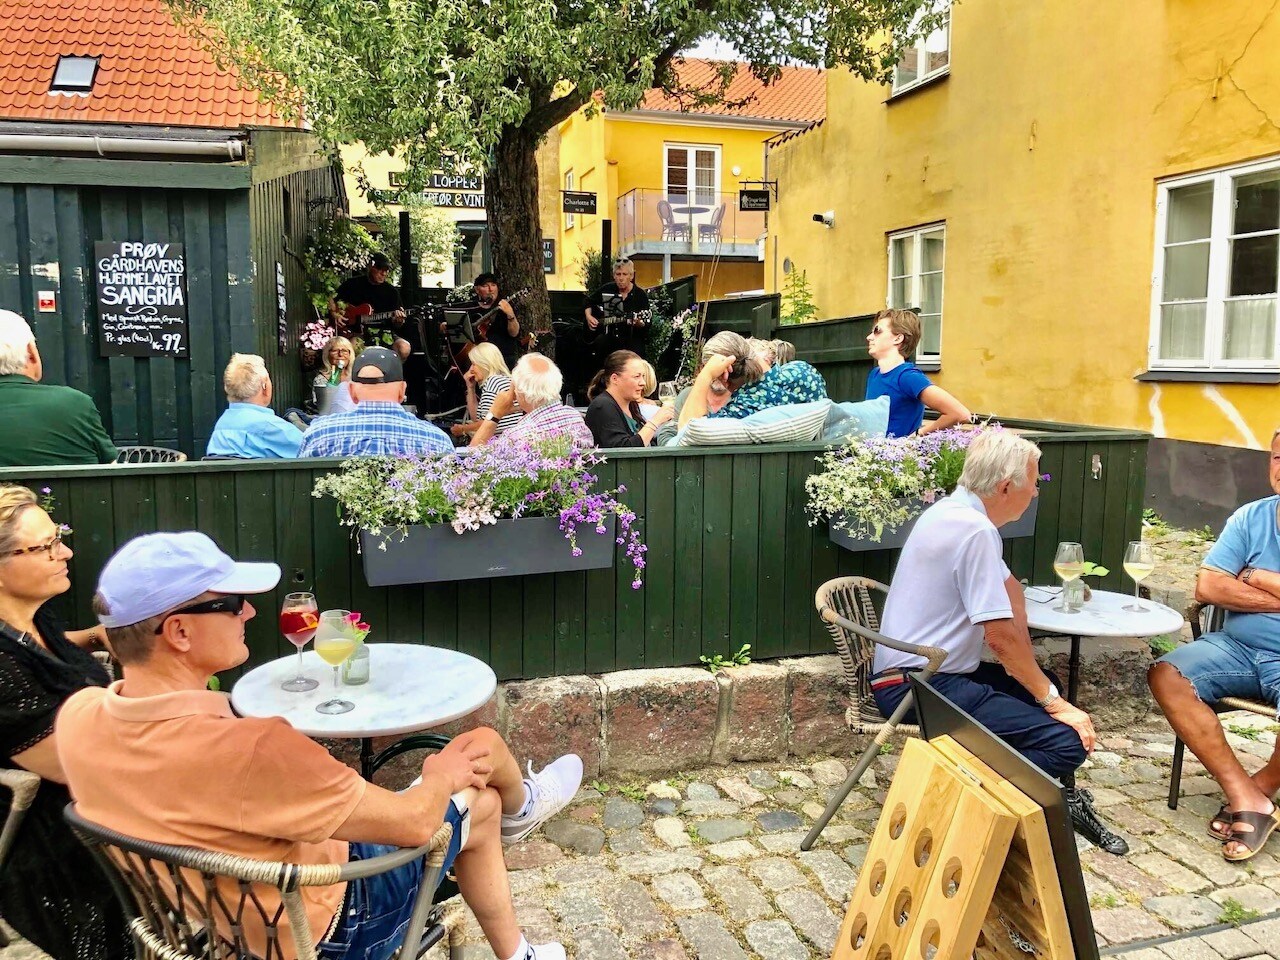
[56,532,581,960]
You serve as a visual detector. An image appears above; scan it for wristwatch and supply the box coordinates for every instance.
[1035,683,1060,708]
[487,414,502,425]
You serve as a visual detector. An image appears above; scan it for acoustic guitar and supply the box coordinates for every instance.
[454,288,531,362]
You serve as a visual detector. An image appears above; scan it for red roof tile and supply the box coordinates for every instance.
[634,58,826,125]
[0,0,294,129]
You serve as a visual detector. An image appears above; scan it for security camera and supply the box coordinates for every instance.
[812,211,835,228]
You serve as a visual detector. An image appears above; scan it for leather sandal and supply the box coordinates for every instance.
[1223,807,1280,862]
[1208,805,1233,842]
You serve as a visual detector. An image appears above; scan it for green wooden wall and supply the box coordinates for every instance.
[0,423,1148,682]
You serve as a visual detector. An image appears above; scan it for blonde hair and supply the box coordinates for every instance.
[318,336,356,382]
[641,360,657,397]
[467,342,510,382]
[0,484,39,556]
[223,353,270,403]
[702,331,766,386]
[876,308,922,358]
[772,340,796,365]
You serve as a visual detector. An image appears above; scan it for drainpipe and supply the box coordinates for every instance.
[0,133,245,159]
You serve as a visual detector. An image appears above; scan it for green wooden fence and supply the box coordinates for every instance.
[0,420,1148,682]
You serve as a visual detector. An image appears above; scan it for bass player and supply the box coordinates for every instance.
[584,257,650,360]
[329,252,415,361]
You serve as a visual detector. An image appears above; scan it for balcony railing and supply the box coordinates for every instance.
[616,188,765,259]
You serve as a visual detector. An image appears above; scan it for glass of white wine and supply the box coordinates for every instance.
[1123,540,1155,612]
[1053,541,1085,614]
[658,381,678,407]
[313,609,357,715]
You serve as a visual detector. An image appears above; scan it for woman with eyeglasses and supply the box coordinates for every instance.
[0,484,129,959]
[865,308,971,437]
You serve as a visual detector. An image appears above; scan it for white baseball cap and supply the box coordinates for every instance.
[97,532,280,628]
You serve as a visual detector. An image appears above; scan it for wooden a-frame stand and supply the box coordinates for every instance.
[831,735,1077,960]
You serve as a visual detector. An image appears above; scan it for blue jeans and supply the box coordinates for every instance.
[1157,631,1280,718]
[871,662,1087,780]
[318,800,468,960]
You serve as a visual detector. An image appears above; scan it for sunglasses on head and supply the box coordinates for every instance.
[154,594,247,633]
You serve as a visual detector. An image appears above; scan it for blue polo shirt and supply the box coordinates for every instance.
[865,361,932,437]
[206,403,302,459]
[1202,495,1280,653]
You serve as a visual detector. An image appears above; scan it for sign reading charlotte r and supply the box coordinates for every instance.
[95,241,190,358]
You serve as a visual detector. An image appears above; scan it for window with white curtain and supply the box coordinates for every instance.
[1151,157,1280,370]
[887,224,946,362]
[892,2,950,94]
[664,144,720,207]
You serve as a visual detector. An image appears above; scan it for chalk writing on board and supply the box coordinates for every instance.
[95,241,190,358]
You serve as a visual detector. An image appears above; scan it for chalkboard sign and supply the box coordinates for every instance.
[95,241,190,358]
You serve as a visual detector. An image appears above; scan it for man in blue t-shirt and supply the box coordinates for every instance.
[864,308,970,437]
[1150,430,1280,863]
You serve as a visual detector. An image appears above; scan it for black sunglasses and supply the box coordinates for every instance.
[154,594,247,633]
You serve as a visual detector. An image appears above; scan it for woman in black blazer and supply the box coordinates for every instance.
[584,350,674,448]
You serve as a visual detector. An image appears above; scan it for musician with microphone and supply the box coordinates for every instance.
[328,252,414,361]
[584,257,650,360]
[468,272,523,371]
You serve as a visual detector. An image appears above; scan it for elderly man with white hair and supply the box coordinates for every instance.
[205,353,302,459]
[867,430,1129,856]
[0,309,116,466]
[469,353,591,448]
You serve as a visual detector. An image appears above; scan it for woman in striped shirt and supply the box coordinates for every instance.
[451,342,523,441]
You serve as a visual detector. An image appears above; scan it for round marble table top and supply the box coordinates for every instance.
[231,643,497,739]
[1023,586,1184,638]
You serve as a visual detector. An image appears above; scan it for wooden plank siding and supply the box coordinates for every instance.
[2,425,1148,682]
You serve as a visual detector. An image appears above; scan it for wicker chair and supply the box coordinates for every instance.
[65,804,462,960]
[656,199,691,241]
[801,576,947,851]
[0,768,41,947]
[1167,601,1276,810]
[116,446,188,464]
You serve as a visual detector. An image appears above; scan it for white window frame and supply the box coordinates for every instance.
[891,2,951,95]
[1149,154,1280,372]
[564,170,575,229]
[663,143,721,206]
[886,223,946,364]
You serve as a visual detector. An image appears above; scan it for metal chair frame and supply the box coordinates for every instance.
[1167,601,1276,810]
[656,199,691,242]
[697,203,727,243]
[801,576,947,850]
[116,446,189,464]
[65,804,462,960]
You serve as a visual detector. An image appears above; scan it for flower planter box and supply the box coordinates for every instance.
[359,516,616,586]
[828,497,1038,553]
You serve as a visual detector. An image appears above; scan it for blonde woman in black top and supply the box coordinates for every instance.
[584,351,674,448]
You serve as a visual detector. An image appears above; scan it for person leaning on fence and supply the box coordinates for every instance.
[469,353,592,449]
[450,342,522,441]
[869,430,1129,856]
[864,308,971,438]
[205,354,303,460]
[677,330,826,427]
[1148,429,1280,863]
[56,531,583,960]
[0,310,117,467]
[298,347,452,459]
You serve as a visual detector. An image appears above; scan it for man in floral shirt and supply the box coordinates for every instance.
[469,354,592,449]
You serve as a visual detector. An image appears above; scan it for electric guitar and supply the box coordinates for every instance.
[589,309,652,338]
[336,303,433,347]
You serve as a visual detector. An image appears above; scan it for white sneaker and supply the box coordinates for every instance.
[528,943,566,960]
[500,755,583,845]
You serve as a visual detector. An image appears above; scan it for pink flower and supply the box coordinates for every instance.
[357,621,370,633]
[346,611,362,624]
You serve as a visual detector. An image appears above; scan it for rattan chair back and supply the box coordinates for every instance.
[116,446,189,464]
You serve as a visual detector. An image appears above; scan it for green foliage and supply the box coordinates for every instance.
[589,779,611,794]
[366,194,462,279]
[1089,893,1122,909]
[577,248,608,296]
[1217,897,1259,927]
[617,784,647,802]
[1080,561,1110,578]
[1141,508,1170,533]
[206,675,221,692]
[699,644,752,674]
[780,268,819,326]
[1148,634,1179,656]
[686,825,709,846]
[878,742,895,755]
[1226,723,1264,741]
[303,216,381,312]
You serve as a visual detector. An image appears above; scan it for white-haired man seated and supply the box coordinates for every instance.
[206,353,302,459]
[57,532,582,960]
[867,430,1128,855]
[469,353,592,448]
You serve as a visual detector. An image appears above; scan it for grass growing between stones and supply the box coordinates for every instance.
[1217,897,1260,927]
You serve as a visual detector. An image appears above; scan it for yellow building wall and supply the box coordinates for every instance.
[768,0,1280,450]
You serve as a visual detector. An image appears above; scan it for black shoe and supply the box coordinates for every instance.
[1066,787,1129,855]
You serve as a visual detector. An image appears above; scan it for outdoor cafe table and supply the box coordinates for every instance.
[231,643,497,781]
[1023,586,1184,704]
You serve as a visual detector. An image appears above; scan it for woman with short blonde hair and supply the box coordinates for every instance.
[451,342,522,440]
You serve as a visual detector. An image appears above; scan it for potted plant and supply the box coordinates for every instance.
[312,439,647,587]
[805,425,1040,552]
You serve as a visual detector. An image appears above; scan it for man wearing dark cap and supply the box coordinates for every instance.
[329,253,416,361]
[298,347,451,458]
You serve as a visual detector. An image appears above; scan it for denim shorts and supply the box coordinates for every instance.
[319,798,469,960]
[1157,631,1280,718]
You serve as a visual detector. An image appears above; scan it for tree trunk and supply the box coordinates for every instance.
[488,124,551,335]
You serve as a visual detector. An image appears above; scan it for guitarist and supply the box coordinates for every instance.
[465,273,524,370]
[328,253,415,361]
[584,257,650,360]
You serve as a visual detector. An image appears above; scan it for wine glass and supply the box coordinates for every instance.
[1053,542,1084,614]
[658,381,678,407]
[279,592,319,692]
[314,609,357,715]
[1123,540,1155,612]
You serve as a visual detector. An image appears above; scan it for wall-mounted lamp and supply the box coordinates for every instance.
[731,165,742,176]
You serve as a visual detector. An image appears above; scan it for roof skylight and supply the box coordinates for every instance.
[50,55,99,93]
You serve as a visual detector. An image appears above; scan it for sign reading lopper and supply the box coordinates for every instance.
[95,241,190,358]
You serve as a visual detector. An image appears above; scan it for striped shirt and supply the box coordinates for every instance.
[477,374,523,434]
[499,401,593,449]
[297,401,452,459]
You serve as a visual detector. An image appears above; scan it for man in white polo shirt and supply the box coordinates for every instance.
[870,430,1128,856]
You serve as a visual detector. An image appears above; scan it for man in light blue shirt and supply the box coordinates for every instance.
[206,354,302,459]
[1150,429,1280,862]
